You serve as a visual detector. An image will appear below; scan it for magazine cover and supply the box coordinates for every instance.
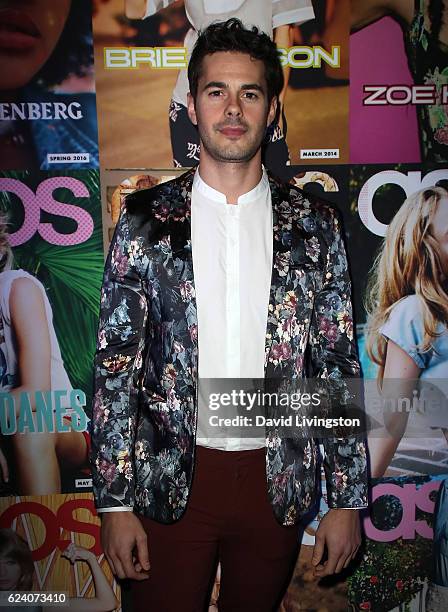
[350,1,448,164]
[0,493,120,611]
[0,0,99,171]
[348,475,448,612]
[0,170,103,496]
[93,0,349,174]
[344,164,448,478]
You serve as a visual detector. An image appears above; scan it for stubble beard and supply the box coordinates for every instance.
[198,122,266,164]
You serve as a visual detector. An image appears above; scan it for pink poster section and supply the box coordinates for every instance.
[350,16,420,164]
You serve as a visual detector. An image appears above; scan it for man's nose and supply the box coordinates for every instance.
[225,93,242,117]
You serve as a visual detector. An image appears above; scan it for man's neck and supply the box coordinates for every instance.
[197,154,263,204]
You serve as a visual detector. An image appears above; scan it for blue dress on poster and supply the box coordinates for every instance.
[379,295,448,377]
[22,85,99,170]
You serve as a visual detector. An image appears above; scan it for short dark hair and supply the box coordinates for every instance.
[188,18,284,106]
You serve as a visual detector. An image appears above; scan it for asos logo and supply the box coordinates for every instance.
[0,176,95,246]
[358,170,448,236]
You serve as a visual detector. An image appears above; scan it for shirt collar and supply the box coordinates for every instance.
[193,166,269,205]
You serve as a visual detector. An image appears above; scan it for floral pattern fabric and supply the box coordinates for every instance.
[90,168,368,526]
[406,0,448,161]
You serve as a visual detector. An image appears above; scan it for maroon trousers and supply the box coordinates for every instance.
[131,446,300,612]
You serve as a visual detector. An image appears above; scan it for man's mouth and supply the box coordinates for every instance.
[219,126,247,138]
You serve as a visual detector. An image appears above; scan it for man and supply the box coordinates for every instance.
[91,18,368,612]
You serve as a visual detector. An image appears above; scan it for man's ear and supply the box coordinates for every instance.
[187,92,198,126]
[267,96,278,127]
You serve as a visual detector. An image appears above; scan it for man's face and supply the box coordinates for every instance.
[187,51,277,164]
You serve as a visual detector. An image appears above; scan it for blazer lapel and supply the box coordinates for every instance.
[166,169,199,353]
[169,170,195,286]
[264,174,292,377]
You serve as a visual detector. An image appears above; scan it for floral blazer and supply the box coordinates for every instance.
[90,168,368,526]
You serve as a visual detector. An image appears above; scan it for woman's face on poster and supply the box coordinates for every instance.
[0,556,22,590]
[0,0,71,92]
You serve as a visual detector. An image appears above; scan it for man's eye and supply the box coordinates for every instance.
[244,92,258,100]
[209,90,222,97]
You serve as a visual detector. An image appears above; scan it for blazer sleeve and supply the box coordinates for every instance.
[309,207,369,510]
[90,206,148,511]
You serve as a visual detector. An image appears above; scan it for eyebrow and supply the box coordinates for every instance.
[203,81,265,94]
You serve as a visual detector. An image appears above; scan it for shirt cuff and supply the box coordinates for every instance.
[330,506,368,510]
[96,507,134,513]
[328,504,369,510]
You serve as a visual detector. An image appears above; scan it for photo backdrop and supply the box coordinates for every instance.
[0,1,448,611]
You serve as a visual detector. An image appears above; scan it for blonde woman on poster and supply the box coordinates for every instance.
[0,529,118,611]
[365,184,448,477]
[125,0,314,172]
[0,217,89,495]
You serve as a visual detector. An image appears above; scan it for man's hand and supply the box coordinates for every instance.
[100,512,150,581]
[311,509,361,577]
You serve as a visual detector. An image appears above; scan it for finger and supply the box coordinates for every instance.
[0,453,9,482]
[121,550,148,581]
[325,551,340,576]
[335,550,350,574]
[132,555,142,573]
[132,554,144,573]
[344,545,360,568]
[136,534,150,571]
[311,536,325,566]
[315,551,339,577]
[106,553,121,579]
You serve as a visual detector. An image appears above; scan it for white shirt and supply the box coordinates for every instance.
[192,168,273,450]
